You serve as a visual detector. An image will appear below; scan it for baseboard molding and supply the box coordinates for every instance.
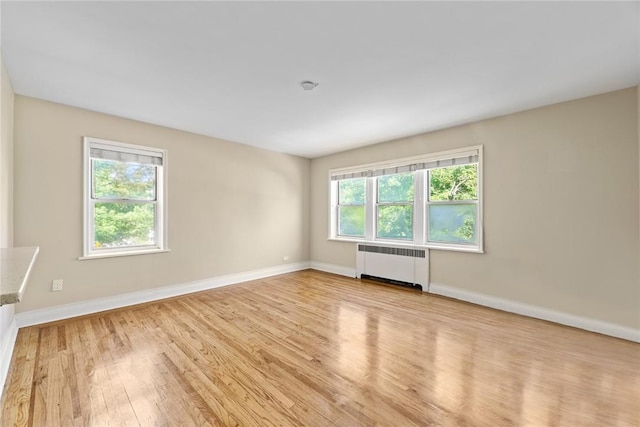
[12,260,639,343]
[0,317,19,398]
[309,262,639,342]
[429,282,640,343]
[309,262,356,278]
[15,262,311,328]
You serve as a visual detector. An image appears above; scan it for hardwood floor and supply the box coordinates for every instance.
[1,270,639,426]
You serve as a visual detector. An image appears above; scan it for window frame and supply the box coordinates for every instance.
[329,146,483,253]
[82,137,169,259]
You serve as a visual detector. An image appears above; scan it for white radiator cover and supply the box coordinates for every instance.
[356,243,429,291]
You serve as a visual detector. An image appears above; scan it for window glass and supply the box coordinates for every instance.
[93,159,156,200]
[338,178,365,204]
[377,205,413,240]
[337,178,366,237]
[428,204,477,244]
[429,164,477,201]
[428,164,478,246]
[94,202,156,248]
[377,173,414,203]
[338,206,365,237]
[377,173,414,240]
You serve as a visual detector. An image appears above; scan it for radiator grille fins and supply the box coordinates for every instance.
[357,245,426,258]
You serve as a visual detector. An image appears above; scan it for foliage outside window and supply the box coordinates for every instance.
[83,137,167,258]
[330,146,482,252]
[428,164,478,245]
[376,173,413,240]
[338,178,366,237]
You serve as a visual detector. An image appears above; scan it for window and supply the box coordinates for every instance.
[329,146,482,252]
[83,137,167,259]
[376,173,413,240]
[428,164,478,245]
[337,178,366,237]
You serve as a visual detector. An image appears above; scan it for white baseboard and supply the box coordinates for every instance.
[429,282,640,343]
[308,262,639,342]
[12,260,639,343]
[15,262,311,328]
[0,317,19,398]
[309,262,356,278]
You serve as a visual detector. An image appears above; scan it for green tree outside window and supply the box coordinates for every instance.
[428,164,477,244]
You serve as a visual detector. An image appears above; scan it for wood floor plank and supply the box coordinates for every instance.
[161,307,297,426]
[0,328,37,426]
[2,270,639,426]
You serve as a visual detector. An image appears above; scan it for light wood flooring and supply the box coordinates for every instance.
[1,270,639,426]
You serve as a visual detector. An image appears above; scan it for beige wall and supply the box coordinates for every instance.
[1,59,13,248]
[311,88,640,329]
[13,96,310,312]
[8,85,640,330]
[1,56,16,378]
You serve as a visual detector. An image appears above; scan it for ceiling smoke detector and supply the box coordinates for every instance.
[300,81,318,91]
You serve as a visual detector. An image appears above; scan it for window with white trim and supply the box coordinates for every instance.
[337,178,366,238]
[329,146,483,252]
[83,137,167,258]
[427,163,478,245]
[376,173,414,240]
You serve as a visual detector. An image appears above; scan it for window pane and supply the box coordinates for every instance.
[338,206,365,237]
[378,173,414,203]
[339,178,365,204]
[94,202,155,248]
[429,164,477,201]
[377,205,413,240]
[428,204,476,244]
[93,159,156,200]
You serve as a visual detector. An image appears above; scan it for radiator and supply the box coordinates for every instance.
[356,243,429,291]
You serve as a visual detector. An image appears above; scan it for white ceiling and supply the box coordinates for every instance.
[2,1,638,158]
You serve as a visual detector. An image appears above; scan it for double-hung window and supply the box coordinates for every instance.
[83,137,168,259]
[330,146,482,252]
[427,164,478,246]
[337,178,366,238]
[376,173,414,240]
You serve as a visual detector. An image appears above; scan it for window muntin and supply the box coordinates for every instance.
[329,146,482,252]
[337,178,366,237]
[427,164,478,246]
[376,173,414,240]
[83,137,167,258]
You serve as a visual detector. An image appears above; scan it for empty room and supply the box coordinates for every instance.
[0,1,639,426]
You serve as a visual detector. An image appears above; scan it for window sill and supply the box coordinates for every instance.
[327,238,484,254]
[79,248,171,260]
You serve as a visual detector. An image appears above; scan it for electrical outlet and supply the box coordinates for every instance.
[52,279,63,292]
[282,255,289,262]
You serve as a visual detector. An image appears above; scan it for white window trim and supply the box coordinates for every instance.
[328,145,483,253]
[81,137,169,260]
